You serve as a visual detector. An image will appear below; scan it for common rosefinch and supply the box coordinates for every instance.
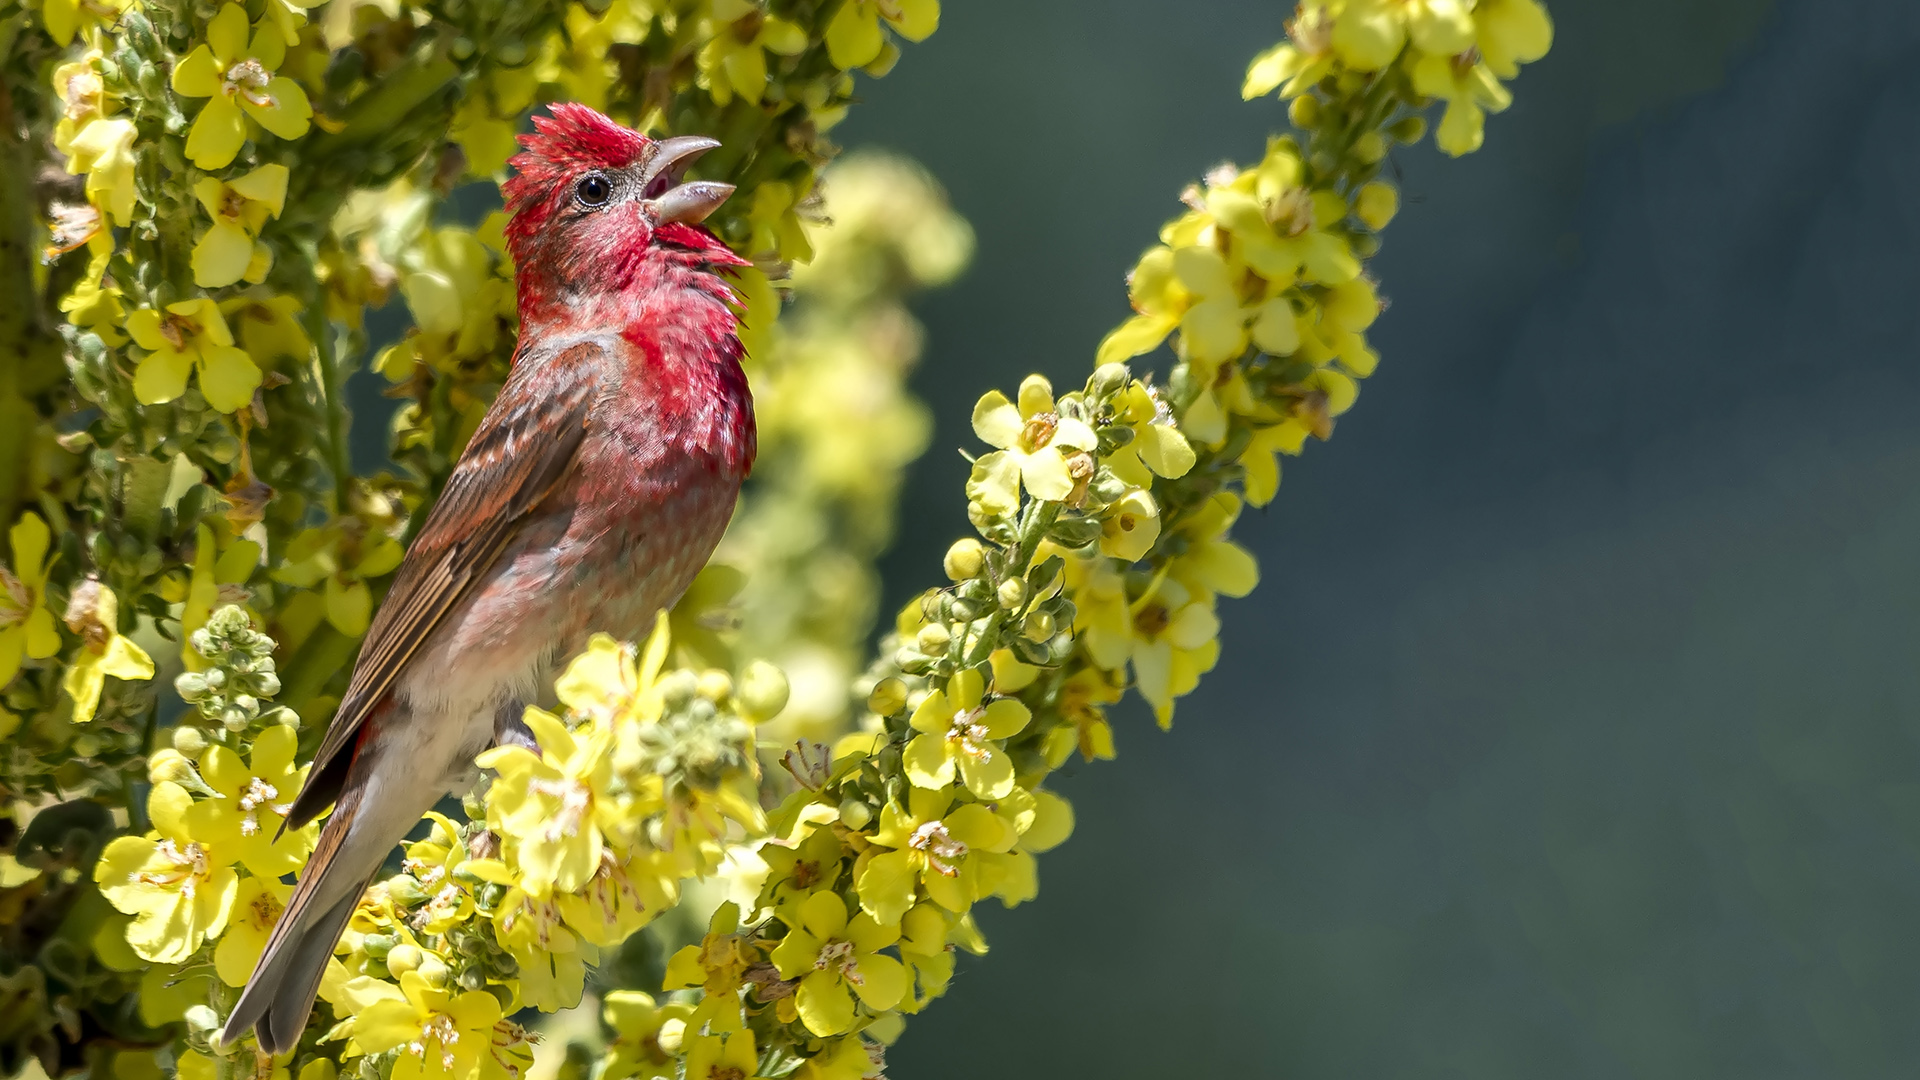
[222,104,753,1053]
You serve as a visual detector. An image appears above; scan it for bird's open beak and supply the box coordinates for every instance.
[643,136,734,226]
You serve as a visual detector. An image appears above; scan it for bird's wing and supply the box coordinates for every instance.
[285,338,605,828]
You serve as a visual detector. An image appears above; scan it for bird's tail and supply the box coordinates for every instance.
[221,781,372,1055]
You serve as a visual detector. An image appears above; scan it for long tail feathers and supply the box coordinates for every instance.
[221,785,368,1055]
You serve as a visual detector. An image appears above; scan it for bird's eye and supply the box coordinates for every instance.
[575,173,612,207]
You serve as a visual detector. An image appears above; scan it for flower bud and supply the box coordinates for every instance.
[171,726,207,756]
[997,578,1027,610]
[657,670,698,710]
[386,943,423,975]
[148,748,196,784]
[943,538,985,581]
[1022,611,1055,642]
[1349,186,1395,236]
[696,669,733,703]
[658,1018,687,1054]
[915,623,951,656]
[867,677,908,717]
[416,954,449,987]
[183,1005,221,1037]
[1353,131,1387,164]
[362,933,396,959]
[1388,115,1427,144]
[1288,94,1320,128]
[838,798,873,830]
[738,660,789,722]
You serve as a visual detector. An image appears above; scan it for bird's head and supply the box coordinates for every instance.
[502,104,745,307]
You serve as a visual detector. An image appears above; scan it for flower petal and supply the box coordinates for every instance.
[902,732,955,790]
[970,390,1022,450]
[197,344,262,413]
[192,220,256,288]
[243,78,313,140]
[170,45,222,98]
[848,952,906,1010]
[207,3,250,61]
[855,849,917,927]
[795,971,854,1036]
[185,95,248,170]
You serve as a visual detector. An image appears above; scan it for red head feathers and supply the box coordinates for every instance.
[501,104,747,323]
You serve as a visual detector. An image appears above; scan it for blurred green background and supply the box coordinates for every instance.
[827,0,1920,1075]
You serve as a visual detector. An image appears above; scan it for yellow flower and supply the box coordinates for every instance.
[61,580,155,723]
[1329,0,1473,71]
[65,117,137,226]
[181,523,261,669]
[214,874,292,987]
[399,812,477,935]
[126,299,261,413]
[346,970,503,1080]
[700,1,809,106]
[1069,555,1220,726]
[41,0,132,48]
[52,50,111,156]
[770,890,907,1036]
[1102,381,1195,488]
[270,520,405,637]
[494,885,596,1011]
[183,724,313,877]
[745,180,814,263]
[260,0,326,42]
[856,787,1015,926]
[1126,574,1220,728]
[0,512,61,689]
[1241,6,1334,99]
[448,68,540,179]
[903,667,1030,799]
[478,706,618,898]
[662,904,756,1033]
[684,1030,766,1080]
[1411,49,1512,157]
[191,164,289,288]
[94,782,241,963]
[601,991,694,1080]
[553,847,677,948]
[824,0,938,70]
[170,3,313,169]
[224,294,313,367]
[61,247,126,345]
[1098,487,1161,562]
[1167,493,1260,605]
[968,375,1099,511]
[1474,0,1553,78]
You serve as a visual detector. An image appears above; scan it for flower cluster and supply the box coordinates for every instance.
[0,0,1552,1075]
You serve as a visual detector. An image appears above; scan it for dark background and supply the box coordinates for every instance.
[829,0,1920,1075]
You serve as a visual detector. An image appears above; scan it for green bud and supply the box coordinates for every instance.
[387,877,429,907]
[997,578,1027,610]
[1288,95,1320,128]
[657,670,699,710]
[695,669,733,703]
[915,623,952,655]
[416,954,449,988]
[1090,363,1131,399]
[738,660,789,722]
[458,967,488,992]
[867,677,908,717]
[838,799,873,830]
[1353,131,1387,164]
[1388,115,1428,144]
[944,538,985,581]
[386,944,423,975]
[171,726,207,756]
[174,671,208,701]
[362,934,396,959]
[1022,611,1055,642]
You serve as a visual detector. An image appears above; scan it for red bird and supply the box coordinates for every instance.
[223,104,754,1053]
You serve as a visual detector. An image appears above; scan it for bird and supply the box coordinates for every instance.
[222,103,756,1054]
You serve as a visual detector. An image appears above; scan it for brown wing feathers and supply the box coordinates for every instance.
[283,342,603,828]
